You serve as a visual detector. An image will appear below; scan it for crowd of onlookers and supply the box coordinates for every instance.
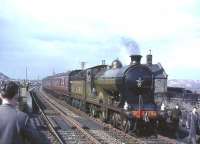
[159,103,200,144]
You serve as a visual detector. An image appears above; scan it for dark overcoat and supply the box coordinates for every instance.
[0,104,38,144]
[187,112,199,137]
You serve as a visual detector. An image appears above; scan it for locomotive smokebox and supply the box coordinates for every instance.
[130,55,142,65]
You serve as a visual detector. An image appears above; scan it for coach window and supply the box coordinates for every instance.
[64,78,68,86]
[61,78,64,86]
[58,79,60,86]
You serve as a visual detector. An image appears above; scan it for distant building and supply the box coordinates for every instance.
[167,87,199,105]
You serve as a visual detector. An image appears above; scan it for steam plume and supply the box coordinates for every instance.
[121,37,140,55]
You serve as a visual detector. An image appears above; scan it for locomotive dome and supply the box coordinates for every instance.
[111,59,123,69]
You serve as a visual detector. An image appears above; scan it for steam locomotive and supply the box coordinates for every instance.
[42,53,167,135]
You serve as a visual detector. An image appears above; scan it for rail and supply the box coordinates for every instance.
[31,92,65,144]
[38,91,102,144]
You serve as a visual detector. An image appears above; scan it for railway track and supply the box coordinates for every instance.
[31,90,97,144]
[31,94,65,144]
[30,115,62,144]
[35,89,137,144]
[31,88,179,144]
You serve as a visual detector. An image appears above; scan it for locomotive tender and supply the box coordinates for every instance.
[42,53,167,134]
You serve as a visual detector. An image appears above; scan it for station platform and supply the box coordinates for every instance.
[17,87,54,144]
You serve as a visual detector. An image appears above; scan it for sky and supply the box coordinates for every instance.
[0,0,200,80]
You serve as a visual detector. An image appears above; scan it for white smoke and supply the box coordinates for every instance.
[121,37,140,55]
[117,37,141,65]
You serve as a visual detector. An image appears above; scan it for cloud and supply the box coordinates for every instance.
[0,0,200,80]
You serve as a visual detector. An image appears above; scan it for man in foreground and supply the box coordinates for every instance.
[0,81,39,144]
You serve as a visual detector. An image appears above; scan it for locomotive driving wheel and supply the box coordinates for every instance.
[100,110,106,121]
[111,113,130,132]
[121,115,131,133]
[89,105,97,117]
[111,113,119,128]
[98,91,107,122]
[123,119,131,133]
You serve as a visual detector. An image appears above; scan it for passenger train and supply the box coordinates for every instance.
[42,53,167,135]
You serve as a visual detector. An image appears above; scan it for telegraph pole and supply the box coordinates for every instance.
[26,67,28,83]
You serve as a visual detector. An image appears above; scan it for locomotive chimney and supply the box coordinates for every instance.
[146,49,152,65]
[130,55,142,65]
[102,60,106,65]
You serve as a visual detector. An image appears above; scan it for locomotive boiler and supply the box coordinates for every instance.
[42,53,168,135]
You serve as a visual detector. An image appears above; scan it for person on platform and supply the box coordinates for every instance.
[160,103,168,119]
[171,104,182,139]
[186,107,200,144]
[158,103,168,135]
[0,81,40,144]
